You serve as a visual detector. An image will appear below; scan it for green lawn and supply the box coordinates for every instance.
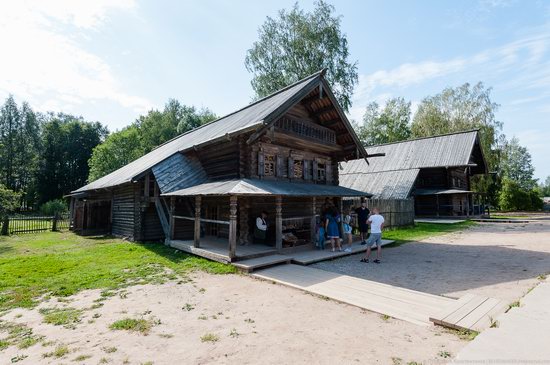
[0,232,236,311]
[383,221,476,246]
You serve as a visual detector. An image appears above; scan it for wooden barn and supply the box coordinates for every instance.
[69,70,372,262]
[340,130,488,217]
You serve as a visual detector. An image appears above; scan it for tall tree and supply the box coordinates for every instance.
[357,97,411,145]
[541,176,550,197]
[37,114,107,203]
[245,0,358,111]
[0,95,21,190]
[500,137,537,190]
[88,100,216,182]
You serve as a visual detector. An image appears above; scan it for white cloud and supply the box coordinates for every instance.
[0,0,151,115]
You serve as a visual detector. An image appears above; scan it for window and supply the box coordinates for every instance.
[293,159,303,178]
[264,154,275,176]
[317,162,326,181]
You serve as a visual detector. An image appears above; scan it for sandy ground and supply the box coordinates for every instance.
[313,220,550,302]
[1,273,464,365]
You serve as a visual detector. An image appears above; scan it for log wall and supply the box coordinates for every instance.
[112,183,137,239]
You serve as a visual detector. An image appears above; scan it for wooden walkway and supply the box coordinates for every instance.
[253,264,454,326]
[253,264,506,331]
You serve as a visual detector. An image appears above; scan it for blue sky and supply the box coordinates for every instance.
[0,0,549,181]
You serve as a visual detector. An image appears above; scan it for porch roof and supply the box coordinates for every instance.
[415,188,474,196]
[162,179,372,197]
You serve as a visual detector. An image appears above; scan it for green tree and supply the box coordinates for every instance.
[498,178,543,211]
[37,114,107,203]
[539,176,550,197]
[357,97,411,145]
[0,183,20,219]
[88,125,144,182]
[0,95,21,190]
[88,100,216,182]
[500,137,537,190]
[245,0,358,111]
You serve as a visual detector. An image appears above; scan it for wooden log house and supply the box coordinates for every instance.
[69,70,372,262]
[340,130,489,217]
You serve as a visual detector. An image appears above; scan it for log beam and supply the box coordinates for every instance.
[275,196,283,251]
[194,196,202,247]
[228,195,238,260]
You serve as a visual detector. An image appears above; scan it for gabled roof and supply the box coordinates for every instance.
[340,130,487,199]
[342,130,486,175]
[162,178,371,197]
[74,71,341,193]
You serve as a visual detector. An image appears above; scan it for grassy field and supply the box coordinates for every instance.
[383,221,476,246]
[0,232,236,311]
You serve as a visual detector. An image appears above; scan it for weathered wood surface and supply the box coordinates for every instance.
[253,264,454,326]
[232,254,291,273]
[290,239,394,265]
[111,183,137,239]
[154,198,170,238]
[430,294,509,332]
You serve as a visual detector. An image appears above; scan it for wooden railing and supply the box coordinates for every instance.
[1,213,70,235]
[275,117,336,144]
[173,215,230,225]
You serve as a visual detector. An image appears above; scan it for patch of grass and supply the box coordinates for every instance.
[43,344,69,358]
[73,354,92,361]
[391,357,402,365]
[141,362,153,365]
[10,354,27,363]
[158,333,173,339]
[0,231,236,311]
[99,357,110,364]
[102,346,117,353]
[383,221,476,247]
[508,300,521,310]
[200,333,219,343]
[444,328,478,341]
[0,320,44,349]
[182,303,195,311]
[39,307,82,328]
[538,274,547,280]
[109,318,153,335]
[229,328,239,338]
[198,315,208,320]
[244,318,255,324]
[381,314,391,321]
[198,288,206,294]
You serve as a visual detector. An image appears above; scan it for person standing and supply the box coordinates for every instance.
[254,211,268,244]
[343,207,353,252]
[355,200,370,245]
[360,208,385,264]
[325,206,342,252]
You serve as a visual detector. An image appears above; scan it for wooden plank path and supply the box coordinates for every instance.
[290,239,394,265]
[430,294,508,332]
[253,264,454,326]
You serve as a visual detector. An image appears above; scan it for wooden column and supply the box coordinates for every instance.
[275,196,283,251]
[310,197,317,244]
[169,196,175,241]
[465,194,470,217]
[194,196,202,247]
[339,197,345,236]
[239,197,249,245]
[228,196,238,260]
[436,195,440,217]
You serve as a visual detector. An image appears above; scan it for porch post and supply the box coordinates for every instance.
[436,195,440,217]
[275,195,283,251]
[238,197,249,245]
[339,197,345,236]
[228,195,238,260]
[465,193,470,217]
[310,197,317,244]
[169,196,176,240]
[194,196,201,248]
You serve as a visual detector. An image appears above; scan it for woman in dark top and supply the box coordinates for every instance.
[325,206,342,252]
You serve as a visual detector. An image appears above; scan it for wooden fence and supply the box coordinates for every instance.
[1,213,70,235]
[345,198,415,229]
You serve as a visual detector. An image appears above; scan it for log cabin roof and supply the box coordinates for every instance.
[162,178,371,197]
[339,130,487,199]
[73,70,366,193]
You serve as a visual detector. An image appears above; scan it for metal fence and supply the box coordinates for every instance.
[1,213,70,235]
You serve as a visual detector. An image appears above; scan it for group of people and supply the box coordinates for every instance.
[319,198,385,264]
[253,198,385,263]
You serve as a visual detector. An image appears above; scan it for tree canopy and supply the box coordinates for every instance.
[88,99,216,182]
[245,0,358,112]
[357,97,411,145]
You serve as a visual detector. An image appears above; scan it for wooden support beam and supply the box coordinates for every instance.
[170,196,176,240]
[310,197,317,244]
[339,198,345,236]
[301,93,326,107]
[228,195,238,260]
[144,174,150,197]
[239,197,249,245]
[194,196,202,248]
[275,196,283,251]
[311,105,335,117]
[436,195,440,218]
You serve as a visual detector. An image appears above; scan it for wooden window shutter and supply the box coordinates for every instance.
[312,160,318,181]
[325,162,333,183]
[258,151,264,176]
[276,155,284,177]
[288,156,294,179]
[304,160,311,180]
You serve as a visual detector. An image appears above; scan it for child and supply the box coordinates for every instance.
[343,208,353,252]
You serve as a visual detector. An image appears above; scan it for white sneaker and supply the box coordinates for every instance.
[344,248,352,253]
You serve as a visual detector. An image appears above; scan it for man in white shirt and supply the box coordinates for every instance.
[254,211,268,244]
[360,208,385,264]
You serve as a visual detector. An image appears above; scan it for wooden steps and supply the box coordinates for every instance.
[233,255,291,273]
[430,294,508,332]
[253,264,454,326]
